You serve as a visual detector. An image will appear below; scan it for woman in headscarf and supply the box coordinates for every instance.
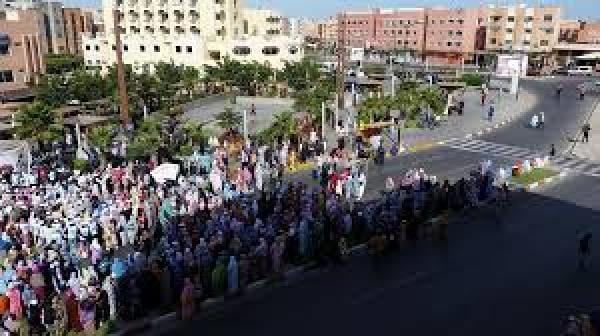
[211,257,227,297]
[180,277,195,320]
[226,256,238,296]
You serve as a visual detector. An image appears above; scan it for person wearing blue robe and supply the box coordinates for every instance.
[298,218,310,258]
[227,256,239,295]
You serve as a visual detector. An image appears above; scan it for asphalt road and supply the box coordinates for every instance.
[154,78,600,336]
[483,77,599,154]
[161,174,600,336]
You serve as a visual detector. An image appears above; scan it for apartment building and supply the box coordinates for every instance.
[337,7,484,64]
[82,0,302,72]
[317,17,337,46]
[425,7,486,64]
[0,7,48,91]
[63,8,95,55]
[485,4,561,54]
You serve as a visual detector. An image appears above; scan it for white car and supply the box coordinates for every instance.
[568,66,594,76]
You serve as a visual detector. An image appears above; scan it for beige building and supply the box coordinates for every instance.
[63,7,95,55]
[485,4,561,54]
[82,0,302,72]
[0,8,48,92]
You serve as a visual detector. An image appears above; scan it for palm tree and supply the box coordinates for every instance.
[15,102,63,149]
[214,106,242,133]
[181,66,200,99]
[88,123,117,160]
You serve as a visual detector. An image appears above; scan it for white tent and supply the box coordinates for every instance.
[0,140,29,171]
[151,163,180,183]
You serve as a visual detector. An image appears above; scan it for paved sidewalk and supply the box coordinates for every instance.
[572,101,600,162]
[398,84,538,149]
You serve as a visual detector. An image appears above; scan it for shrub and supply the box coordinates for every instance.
[73,158,90,172]
[461,73,484,87]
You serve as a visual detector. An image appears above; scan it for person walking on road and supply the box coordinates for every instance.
[582,123,591,143]
[550,144,556,157]
[488,103,495,122]
[578,231,592,271]
[578,84,586,101]
[539,112,545,129]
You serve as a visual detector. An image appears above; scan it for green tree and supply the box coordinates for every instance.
[181,66,200,99]
[294,85,332,122]
[281,57,321,91]
[214,106,242,133]
[35,75,68,108]
[88,123,117,158]
[45,53,84,75]
[15,102,62,146]
[67,69,109,102]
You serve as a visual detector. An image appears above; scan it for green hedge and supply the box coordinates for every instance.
[461,73,484,87]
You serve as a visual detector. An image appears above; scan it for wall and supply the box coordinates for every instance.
[0,8,47,91]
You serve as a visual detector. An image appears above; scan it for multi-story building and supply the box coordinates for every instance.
[317,16,337,46]
[0,7,48,91]
[40,1,67,53]
[425,7,486,64]
[63,7,94,55]
[485,4,561,54]
[82,0,302,72]
[336,7,485,64]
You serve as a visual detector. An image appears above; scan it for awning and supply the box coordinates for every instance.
[576,52,600,60]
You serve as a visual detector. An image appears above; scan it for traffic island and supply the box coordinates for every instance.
[509,167,566,191]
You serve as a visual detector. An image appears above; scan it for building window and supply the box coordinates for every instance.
[85,45,91,50]
[540,40,549,46]
[523,40,531,45]
[524,16,534,22]
[0,70,13,83]
[112,45,116,50]
[544,28,554,34]
[456,30,463,36]
[508,16,515,22]
[447,41,452,46]
[154,45,160,52]
[544,15,553,22]
[186,46,192,53]
[505,40,512,45]
[506,28,513,33]
[439,20,445,24]
[431,20,435,24]
[123,44,128,51]
[458,19,464,24]
[455,42,461,46]
[448,31,453,36]
[140,45,145,52]
[233,46,250,55]
[490,38,497,44]
[94,45,99,51]
[175,45,182,52]
[262,46,279,55]
[525,28,532,34]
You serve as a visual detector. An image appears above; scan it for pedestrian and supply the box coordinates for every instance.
[487,103,495,122]
[578,231,592,271]
[538,112,545,129]
[180,278,195,320]
[550,144,556,157]
[582,123,591,143]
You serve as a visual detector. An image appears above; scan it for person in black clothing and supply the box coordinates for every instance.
[578,231,592,271]
[582,123,591,143]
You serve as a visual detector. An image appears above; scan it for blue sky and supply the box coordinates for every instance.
[66,0,599,20]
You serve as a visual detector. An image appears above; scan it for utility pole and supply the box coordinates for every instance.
[422,9,428,64]
[336,12,346,110]
[113,7,129,127]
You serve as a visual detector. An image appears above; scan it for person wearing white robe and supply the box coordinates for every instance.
[356,172,366,200]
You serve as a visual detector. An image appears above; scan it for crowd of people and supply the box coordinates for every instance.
[0,133,504,335]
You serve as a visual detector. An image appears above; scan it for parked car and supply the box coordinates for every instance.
[552,67,568,75]
[568,66,594,76]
